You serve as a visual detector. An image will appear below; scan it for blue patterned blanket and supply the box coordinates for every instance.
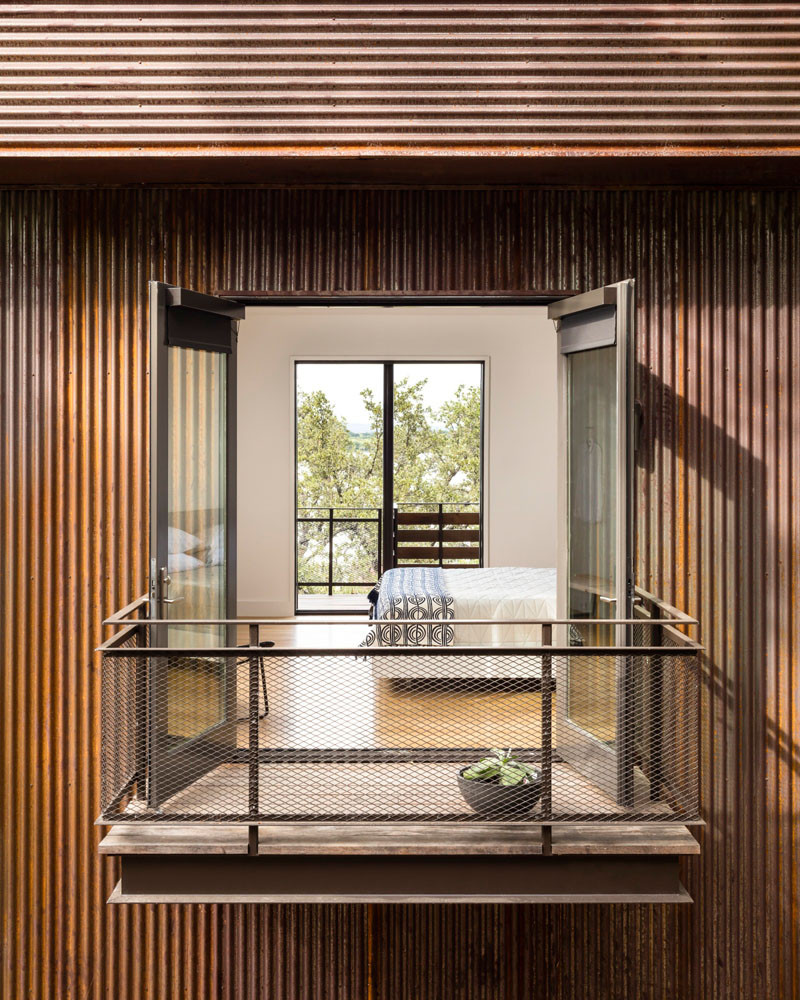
[362,567,455,647]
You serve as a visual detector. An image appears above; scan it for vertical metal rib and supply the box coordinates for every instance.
[0,187,797,998]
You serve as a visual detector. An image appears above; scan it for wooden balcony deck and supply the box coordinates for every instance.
[101,822,700,859]
[100,821,698,904]
[99,611,701,904]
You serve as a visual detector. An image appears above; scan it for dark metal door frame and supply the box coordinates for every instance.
[220,291,576,617]
[148,280,243,806]
[150,282,243,624]
[548,279,636,806]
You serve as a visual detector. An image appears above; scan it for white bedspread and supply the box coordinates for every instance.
[442,566,557,646]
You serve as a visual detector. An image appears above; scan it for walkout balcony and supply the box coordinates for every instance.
[296,501,481,612]
[98,592,701,904]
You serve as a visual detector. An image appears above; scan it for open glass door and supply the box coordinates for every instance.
[148,282,243,806]
[548,280,636,805]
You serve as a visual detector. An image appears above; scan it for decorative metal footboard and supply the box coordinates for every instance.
[98,595,701,844]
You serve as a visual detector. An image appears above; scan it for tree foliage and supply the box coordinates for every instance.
[296,377,481,591]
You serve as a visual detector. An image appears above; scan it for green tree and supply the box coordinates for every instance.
[426,384,482,504]
[296,377,481,592]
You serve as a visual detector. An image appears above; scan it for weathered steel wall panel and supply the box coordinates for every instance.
[1,187,798,999]
[2,3,800,154]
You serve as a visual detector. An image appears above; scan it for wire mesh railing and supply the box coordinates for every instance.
[98,596,701,837]
[296,506,383,595]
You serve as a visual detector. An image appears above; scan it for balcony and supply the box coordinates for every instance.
[296,502,481,612]
[98,593,701,904]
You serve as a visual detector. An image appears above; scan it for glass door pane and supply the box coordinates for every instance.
[149,282,240,806]
[295,363,383,612]
[166,345,227,646]
[550,281,634,804]
[566,345,618,743]
[164,345,228,740]
[392,362,483,568]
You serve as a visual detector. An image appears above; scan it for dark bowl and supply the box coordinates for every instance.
[457,766,542,820]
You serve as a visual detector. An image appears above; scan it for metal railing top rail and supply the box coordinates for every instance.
[297,511,380,518]
[102,594,698,629]
[99,600,701,657]
[396,501,479,506]
[105,615,698,629]
[100,643,700,658]
[297,506,380,510]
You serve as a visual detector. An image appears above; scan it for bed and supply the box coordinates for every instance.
[362,566,557,678]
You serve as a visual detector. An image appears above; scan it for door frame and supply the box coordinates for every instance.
[219,290,575,617]
[550,281,635,630]
[148,280,243,807]
[549,279,636,805]
[149,281,241,625]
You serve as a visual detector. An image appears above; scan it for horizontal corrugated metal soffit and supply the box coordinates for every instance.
[2,3,800,156]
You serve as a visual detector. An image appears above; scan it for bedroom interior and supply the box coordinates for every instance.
[236,302,559,618]
[98,282,701,903]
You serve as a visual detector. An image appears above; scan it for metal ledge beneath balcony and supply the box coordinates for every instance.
[101,823,698,904]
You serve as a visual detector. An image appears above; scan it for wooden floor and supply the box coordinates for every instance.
[162,620,551,749]
[158,615,651,827]
[169,636,614,756]
[231,617,615,743]
[238,617,370,647]
[151,759,671,820]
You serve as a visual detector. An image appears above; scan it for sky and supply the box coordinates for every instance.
[296,362,482,432]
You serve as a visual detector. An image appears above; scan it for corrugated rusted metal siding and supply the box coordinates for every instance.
[2,3,800,153]
[1,187,798,999]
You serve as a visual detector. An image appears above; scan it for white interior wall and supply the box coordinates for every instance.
[237,305,557,616]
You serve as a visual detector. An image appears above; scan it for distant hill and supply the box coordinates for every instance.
[348,430,376,453]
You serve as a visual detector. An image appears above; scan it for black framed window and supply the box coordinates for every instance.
[294,360,484,613]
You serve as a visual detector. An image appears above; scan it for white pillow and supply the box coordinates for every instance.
[168,525,202,555]
[206,523,225,566]
[168,552,205,574]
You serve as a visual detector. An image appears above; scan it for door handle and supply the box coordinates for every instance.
[157,568,183,610]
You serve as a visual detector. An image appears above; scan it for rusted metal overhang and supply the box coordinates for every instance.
[3,4,800,185]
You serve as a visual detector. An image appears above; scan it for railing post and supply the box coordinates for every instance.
[540,622,553,855]
[327,507,334,596]
[248,623,260,856]
[134,621,148,803]
[438,502,444,566]
[377,506,382,577]
[649,617,665,801]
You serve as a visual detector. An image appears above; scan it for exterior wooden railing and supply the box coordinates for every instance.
[296,501,481,598]
[393,502,481,567]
